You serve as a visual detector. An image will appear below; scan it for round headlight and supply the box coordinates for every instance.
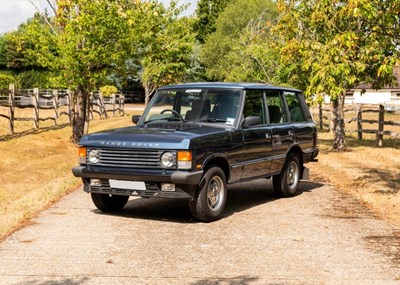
[161,152,175,168]
[88,149,100,164]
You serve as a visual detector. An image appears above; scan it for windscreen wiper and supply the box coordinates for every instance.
[198,118,227,123]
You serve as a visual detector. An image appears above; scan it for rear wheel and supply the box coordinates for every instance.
[91,193,129,212]
[273,153,301,197]
[189,166,227,222]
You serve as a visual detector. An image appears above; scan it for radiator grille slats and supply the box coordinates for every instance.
[91,148,167,168]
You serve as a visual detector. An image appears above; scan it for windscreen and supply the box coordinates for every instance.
[142,88,242,126]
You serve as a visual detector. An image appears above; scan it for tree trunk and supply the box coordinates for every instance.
[332,94,346,151]
[143,81,157,107]
[71,89,90,143]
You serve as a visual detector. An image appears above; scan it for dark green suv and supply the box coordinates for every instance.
[73,83,319,222]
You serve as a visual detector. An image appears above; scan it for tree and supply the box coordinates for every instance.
[0,12,59,88]
[200,0,277,81]
[274,0,400,150]
[55,0,130,142]
[222,10,284,84]
[126,1,196,106]
[194,0,231,44]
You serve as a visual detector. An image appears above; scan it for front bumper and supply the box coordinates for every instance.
[72,166,203,199]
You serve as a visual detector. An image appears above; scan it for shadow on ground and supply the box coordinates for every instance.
[190,275,261,285]
[0,123,70,141]
[17,277,89,285]
[93,179,325,223]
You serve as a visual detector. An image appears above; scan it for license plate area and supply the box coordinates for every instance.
[109,180,146,190]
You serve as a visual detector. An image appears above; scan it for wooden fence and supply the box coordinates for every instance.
[0,84,124,134]
[313,104,400,146]
[90,91,124,119]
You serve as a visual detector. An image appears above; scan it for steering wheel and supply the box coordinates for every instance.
[160,109,184,121]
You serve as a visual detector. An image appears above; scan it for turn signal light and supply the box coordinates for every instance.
[177,151,192,161]
[78,147,87,164]
[177,151,192,169]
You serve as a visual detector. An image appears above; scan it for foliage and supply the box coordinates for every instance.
[0,13,57,71]
[0,72,15,89]
[126,1,196,105]
[0,12,58,89]
[100,85,118,97]
[194,0,231,43]
[274,0,400,150]
[55,0,131,141]
[200,0,277,81]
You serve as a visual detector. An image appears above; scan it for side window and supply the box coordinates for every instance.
[284,92,305,122]
[243,90,266,125]
[265,90,288,124]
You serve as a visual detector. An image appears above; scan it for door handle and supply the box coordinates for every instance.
[288,130,293,136]
[265,133,271,139]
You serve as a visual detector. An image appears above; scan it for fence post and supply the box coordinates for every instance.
[356,105,362,140]
[33,88,39,128]
[8,84,15,134]
[376,104,384,147]
[120,93,124,116]
[53,89,59,126]
[67,89,73,124]
[319,103,323,130]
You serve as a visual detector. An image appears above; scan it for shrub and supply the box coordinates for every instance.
[100,85,118,97]
[0,72,16,89]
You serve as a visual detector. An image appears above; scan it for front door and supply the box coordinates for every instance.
[240,90,273,179]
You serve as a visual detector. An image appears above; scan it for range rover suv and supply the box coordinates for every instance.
[72,83,319,222]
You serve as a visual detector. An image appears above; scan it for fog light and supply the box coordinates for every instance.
[161,183,175,192]
[90,179,101,186]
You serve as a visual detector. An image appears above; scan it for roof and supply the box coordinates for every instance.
[158,82,302,92]
[353,67,400,91]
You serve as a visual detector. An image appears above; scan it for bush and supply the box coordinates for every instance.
[100,85,118,97]
[0,72,16,89]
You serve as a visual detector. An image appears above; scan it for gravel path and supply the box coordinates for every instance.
[0,180,399,284]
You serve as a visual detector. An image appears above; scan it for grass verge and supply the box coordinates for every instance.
[0,109,141,240]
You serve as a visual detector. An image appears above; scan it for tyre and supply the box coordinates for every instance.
[91,193,129,212]
[273,153,301,197]
[189,166,227,222]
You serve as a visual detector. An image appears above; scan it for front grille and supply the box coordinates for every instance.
[90,148,168,168]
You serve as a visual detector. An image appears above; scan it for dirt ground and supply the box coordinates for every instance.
[308,130,400,227]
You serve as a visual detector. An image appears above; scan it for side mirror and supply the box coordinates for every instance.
[243,116,260,128]
[132,115,141,124]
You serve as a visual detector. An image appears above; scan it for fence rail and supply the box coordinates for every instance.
[0,84,124,135]
[312,104,400,146]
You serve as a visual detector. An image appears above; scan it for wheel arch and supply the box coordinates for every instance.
[202,155,230,182]
[287,144,306,178]
[287,144,304,167]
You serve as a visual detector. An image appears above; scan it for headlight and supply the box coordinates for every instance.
[88,149,100,164]
[160,152,175,168]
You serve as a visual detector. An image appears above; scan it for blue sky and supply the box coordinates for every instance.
[0,0,198,34]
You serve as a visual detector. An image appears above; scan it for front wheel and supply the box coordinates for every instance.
[273,153,301,197]
[91,193,129,212]
[189,166,227,222]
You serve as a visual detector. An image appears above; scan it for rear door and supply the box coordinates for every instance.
[283,91,316,152]
[266,90,294,174]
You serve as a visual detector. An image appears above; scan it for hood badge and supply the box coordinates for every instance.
[100,141,160,147]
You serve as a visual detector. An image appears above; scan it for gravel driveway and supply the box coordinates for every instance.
[0,179,399,284]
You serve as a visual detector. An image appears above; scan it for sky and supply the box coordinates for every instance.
[0,0,198,35]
